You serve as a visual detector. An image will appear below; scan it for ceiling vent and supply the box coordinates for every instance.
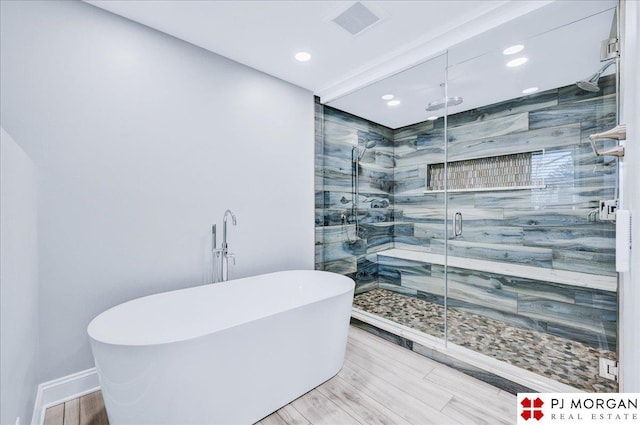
[332,2,381,36]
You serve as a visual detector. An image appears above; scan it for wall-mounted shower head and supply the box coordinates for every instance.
[576,60,616,92]
[425,96,464,112]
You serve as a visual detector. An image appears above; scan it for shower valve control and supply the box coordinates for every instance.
[599,358,618,381]
[599,199,618,221]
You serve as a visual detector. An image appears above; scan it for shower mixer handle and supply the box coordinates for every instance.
[589,124,626,141]
[587,124,626,158]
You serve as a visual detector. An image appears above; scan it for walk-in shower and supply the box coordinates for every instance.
[316,2,621,394]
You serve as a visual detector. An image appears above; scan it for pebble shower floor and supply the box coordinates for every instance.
[353,288,618,392]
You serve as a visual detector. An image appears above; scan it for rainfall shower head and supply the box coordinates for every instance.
[425,96,464,111]
[576,60,616,92]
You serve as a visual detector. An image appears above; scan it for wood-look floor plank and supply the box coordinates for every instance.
[339,361,460,425]
[352,325,518,422]
[259,411,290,425]
[348,326,441,373]
[345,349,453,410]
[425,366,514,423]
[345,340,435,381]
[346,338,436,378]
[63,398,80,425]
[441,396,513,425]
[317,374,412,425]
[497,390,518,412]
[291,388,361,425]
[498,390,517,401]
[79,391,109,425]
[43,403,65,425]
[275,404,310,425]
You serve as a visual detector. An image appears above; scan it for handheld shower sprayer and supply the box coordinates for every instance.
[351,138,378,239]
[353,139,378,161]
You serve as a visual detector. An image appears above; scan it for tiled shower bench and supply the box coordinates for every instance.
[359,248,617,352]
[351,248,619,393]
[374,248,617,292]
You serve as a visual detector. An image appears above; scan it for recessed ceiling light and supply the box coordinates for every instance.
[503,44,524,55]
[294,51,312,62]
[381,94,394,100]
[507,57,528,68]
[522,87,539,94]
[387,100,401,106]
[427,116,438,121]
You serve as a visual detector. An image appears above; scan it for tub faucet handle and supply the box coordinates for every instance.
[226,252,236,266]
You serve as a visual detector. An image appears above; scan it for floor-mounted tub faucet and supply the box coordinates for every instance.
[212,210,237,283]
[222,209,237,251]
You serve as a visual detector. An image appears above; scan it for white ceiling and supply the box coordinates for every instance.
[85,0,617,129]
[328,2,617,128]
[85,1,551,95]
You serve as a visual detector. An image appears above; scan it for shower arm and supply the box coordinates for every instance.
[592,60,616,81]
[588,139,624,158]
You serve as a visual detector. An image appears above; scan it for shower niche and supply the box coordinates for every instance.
[425,151,544,192]
[316,0,620,393]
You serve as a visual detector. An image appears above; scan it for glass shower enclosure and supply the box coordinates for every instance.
[316,1,620,393]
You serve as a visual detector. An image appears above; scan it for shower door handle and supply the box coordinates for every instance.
[453,212,463,237]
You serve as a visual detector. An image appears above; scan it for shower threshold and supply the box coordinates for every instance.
[352,289,618,393]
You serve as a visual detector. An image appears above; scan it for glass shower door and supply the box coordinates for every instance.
[320,53,450,347]
[372,53,450,343]
[444,7,619,392]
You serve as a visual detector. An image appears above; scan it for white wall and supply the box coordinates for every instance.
[1,129,40,425]
[620,0,640,392]
[0,0,314,383]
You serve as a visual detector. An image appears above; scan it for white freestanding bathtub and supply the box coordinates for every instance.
[88,270,354,425]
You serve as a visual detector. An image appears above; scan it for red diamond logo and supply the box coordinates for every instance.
[521,397,544,421]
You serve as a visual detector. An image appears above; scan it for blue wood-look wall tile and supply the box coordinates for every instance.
[315,80,618,351]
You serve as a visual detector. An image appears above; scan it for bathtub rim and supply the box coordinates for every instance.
[87,270,354,348]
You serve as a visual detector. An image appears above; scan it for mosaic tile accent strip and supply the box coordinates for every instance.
[353,288,618,393]
[427,152,535,191]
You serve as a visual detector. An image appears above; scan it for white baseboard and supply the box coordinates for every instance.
[32,368,99,425]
